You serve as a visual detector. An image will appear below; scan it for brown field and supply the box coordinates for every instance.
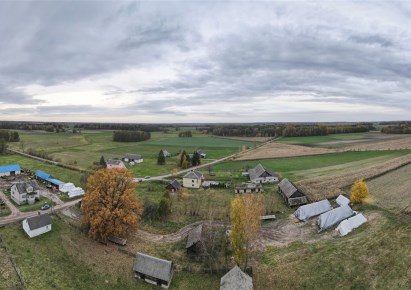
[235,142,335,160]
[214,136,274,142]
[296,153,411,202]
[366,163,411,211]
[344,136,411,151]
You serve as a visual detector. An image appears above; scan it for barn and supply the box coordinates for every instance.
[0,164,21,177]
[248,164,279,184]
[220,266,253,290]
[278,178,307,207]
[165,180,181,193]
[133,252,173,289]
[186,224,203,254]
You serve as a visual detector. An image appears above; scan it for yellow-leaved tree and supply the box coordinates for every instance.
[81,168,143,241]
[350,178,369,204]
[230,194,264,270]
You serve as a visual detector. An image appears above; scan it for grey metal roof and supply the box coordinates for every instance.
[186,224,203,249]
[107,159,122,165]
[26,214,52,230]
[235,183,263,190]
[14,180,41,194]
[248,164,278,181]
[133,252,173,282]
[125,153,142,160]
[220,266,253,290]
[166,179,181,191]
[278,178,305,198]
[183,170,203,179]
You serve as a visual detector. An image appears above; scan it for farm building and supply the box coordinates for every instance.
[278,178,308,207]
[248,164,279,184]
[234,183,264,194]
[183,170,204,188]
[161,149,172,157]
[10,180,41,205]
[35,170,65,190]
[165,180,181,192]
[293,199,332,221]
[22,214,52,238]
[0,164,21,177]
[220,266,253,290]
[186,224,203,253]
[196,149,207,158]
[133,252,173,289]
[106,159,126,169]
[317,205,354,232]
[123,154,144,163]
[336,213,367,236]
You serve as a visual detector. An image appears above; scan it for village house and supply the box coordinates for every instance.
[133,252,173,289]
[165,180,181,193]
[10,180,41,205]
[161,149,172,157]
[183,170,204,188]
[0,164,21,177]
[248,164,279,184]
[196,149,207,158]
[35,170,65,190]
[186,224,203,254]
[123,154,144,163]
[220,266,253,290]
[22,214,52,238]
[278,178,308,207]
[234,183,264,194]
[106,159,126,169]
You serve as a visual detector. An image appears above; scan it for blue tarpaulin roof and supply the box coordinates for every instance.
[0,164,21,173]
[35,170,64,186]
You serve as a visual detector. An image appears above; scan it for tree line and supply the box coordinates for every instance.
[207,123,374,138]
[112,130,151,142]
[75,123,166,132]
[0,121,69,131]
[0,129,20,142]
[178,130,192,137]
[381,125,411,134]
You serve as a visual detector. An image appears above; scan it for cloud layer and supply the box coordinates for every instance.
[0,1,410,122]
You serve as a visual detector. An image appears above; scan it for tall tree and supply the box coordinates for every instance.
[191,151,201,166]
[230,194,264,270]
[350,178,369,204]
[99,155,106,167]
[81,168,143,241]
[157,150,166,165]
[0,138,7,155]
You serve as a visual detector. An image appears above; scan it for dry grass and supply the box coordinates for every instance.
[345,136,411,151]
[215,136,273,142]
[296,153,411,202]
[235,142,335,160]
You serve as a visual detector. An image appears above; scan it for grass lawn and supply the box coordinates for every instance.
[9,131,256,177]
[213,150,411,182]
[0,216,221,290]
[0,204,11,217]
[276,132,369,145]
[0,154,83,186]
[256,206,411,289]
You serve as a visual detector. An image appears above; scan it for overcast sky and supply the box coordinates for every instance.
[1,0,410,123]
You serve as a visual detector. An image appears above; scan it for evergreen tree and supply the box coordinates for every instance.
[179,150,187,167]
[192,151,201,166]
[99,155,106,167]
[157,150,166,165]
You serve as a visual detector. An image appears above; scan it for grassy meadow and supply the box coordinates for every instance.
[276,132,369,145]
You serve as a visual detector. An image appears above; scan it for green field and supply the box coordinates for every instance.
[9,131,256,177]
[212,150,411,182]
[276,132,369,145]
[0,204,11,217]
[0,154,83,186]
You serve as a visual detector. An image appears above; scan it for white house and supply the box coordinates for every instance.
[0,164,21,177]
[183,170,204,189]
[22,214,52,238]
[123,154,144,163]
[248,164,279,184]
[10,181,41,205]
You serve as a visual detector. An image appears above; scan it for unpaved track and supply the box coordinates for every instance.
[137,221,203,243]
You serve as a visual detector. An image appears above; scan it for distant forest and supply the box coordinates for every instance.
[0,129,20,142]
[381,125,411,134]
[112,130,151,142]
[74,123,165,132]
[206,123,374,138]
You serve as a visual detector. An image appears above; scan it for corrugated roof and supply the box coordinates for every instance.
[183,170,203,179]
[220,266,253,290]
[0,164,21,173]
[26,214,52,230]
[35,170,64,186]
[186,224,203,249]
[133,253,173,283]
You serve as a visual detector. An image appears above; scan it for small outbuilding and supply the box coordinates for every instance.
[317,205,354,232]
[106,159,126,169]
[336,213,367,236]
[0,164,21,177]
[196,149,207,158]
[124,153,144,163]
[220,266,253,290]
[186,224,203,253]
[165,180,181,193]
[293,199,332,221]
[22,214,52,238]
[234,183,264,194]
[248,164,279,184]
[133,252,173,289]
[35,170,65,190]
[278,178,307,207]
[161,150,172,157]
[183,170,204,189]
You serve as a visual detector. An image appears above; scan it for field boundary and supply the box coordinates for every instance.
[0,234,26,290]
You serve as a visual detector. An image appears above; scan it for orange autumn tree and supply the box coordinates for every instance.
[350,178,369,204]
[230,193,264,270]
[81,168,143,241]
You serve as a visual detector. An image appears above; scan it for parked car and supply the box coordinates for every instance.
[144,176,151,179]
[41,204,50,210]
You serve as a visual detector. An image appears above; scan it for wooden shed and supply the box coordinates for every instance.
[278,178,307,207]
[186,224,203,254]
[220,266,253,290]
[133,252,173,289]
